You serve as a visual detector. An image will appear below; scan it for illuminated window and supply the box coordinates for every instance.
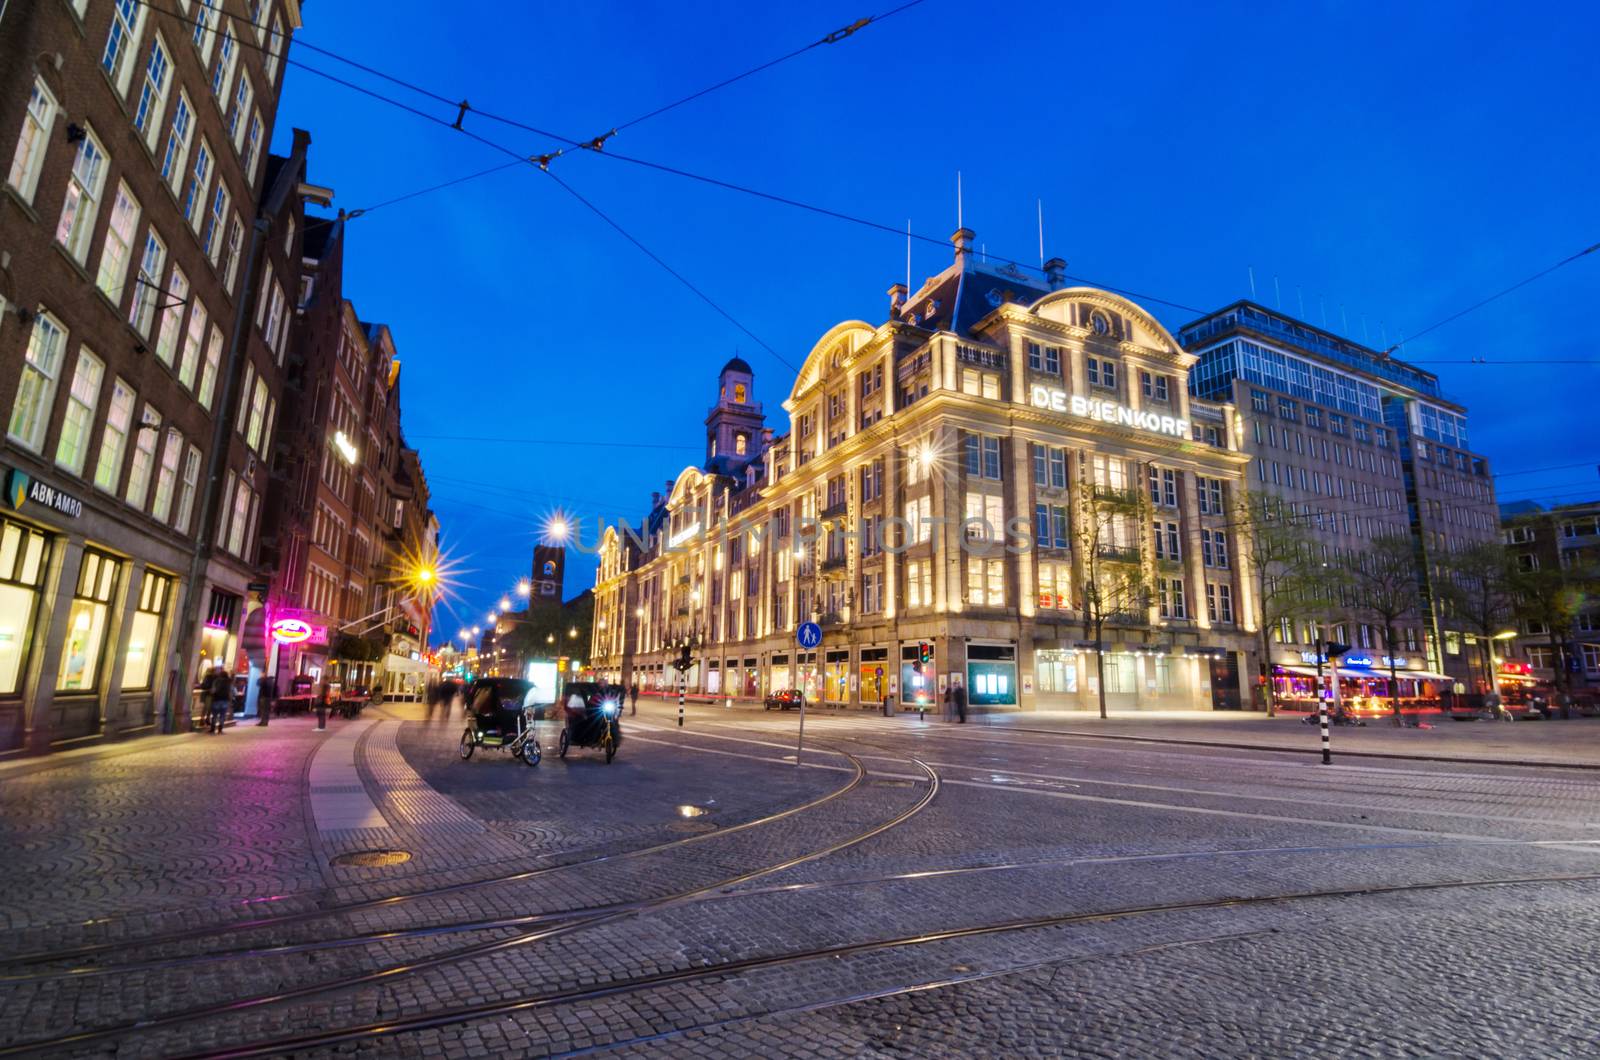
[0,520,51,695]
[96,182,141,302]
[8,312,67,453]
[55,126,108,264]
[95,379,136,493]
[734,383,747,403]
[735,433,747,456]
[55,348,105,476]
[121,570,173,690]
[58,550,121,692]
[125,406,160,508]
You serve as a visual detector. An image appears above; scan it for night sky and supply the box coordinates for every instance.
[266,0,1599,645]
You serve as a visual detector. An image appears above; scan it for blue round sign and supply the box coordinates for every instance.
[796,622,822,650]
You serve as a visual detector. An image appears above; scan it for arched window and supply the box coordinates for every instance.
[734,383,747,403]
[735,433,747,456]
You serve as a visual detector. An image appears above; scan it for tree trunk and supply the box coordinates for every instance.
[1550,630,1571,696]
[1386,626,1403,726]
[1096,622,1108,720]
[1260,624,1276,717]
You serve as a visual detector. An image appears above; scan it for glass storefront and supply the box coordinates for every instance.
[706,660,722,695]
[741,658,759,697]
[858,647,890,706]
[769,653,791,694]
[797,651,819,701]
[1036,649,1079,693]
[900,645,935,708]
[823,649,849,703]
[966,644,1018,707]
[121,569,172,690]
[0,520,50,695]
[58,550,120,692]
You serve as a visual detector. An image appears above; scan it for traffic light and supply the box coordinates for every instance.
[1324,642,1351,658]
[919,642,934,666]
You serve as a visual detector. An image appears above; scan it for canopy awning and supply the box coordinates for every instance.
[1339,667,1450,681]
[382,654,427,673]
[1275,665,1323,677]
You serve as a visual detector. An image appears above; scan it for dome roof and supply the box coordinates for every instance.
[721,356,753,376]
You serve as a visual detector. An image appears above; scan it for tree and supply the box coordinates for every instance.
[1074,476,1160,720]
[1436,541,1517,713]
[1348,535,1422,726]
[499,592,595,675]
[1506,550,1599,698]
[1235,495,1342,716]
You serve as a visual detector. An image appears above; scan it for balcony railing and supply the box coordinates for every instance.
[1096,546,1142,565]
[821,500,848,519]
[821,555,848,573]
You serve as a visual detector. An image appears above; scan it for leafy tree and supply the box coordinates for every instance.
[1235,495,1342,716]
[1436,541,1517,713]
[1074,476,1160,720]
[1348,535,1422,726]
[498,592,595,675]
[1506,544,1600,697]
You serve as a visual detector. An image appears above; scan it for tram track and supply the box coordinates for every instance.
[150,868,1600,1059]
[0,751,941,1057]
[0,741,868,971]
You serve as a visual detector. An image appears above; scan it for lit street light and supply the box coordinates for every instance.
[517,580,531,597]
[499,597,511,611]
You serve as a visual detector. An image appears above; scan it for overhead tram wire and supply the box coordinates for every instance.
[1386,239,1600,355]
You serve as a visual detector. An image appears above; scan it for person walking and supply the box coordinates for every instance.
[256,672,276,726]
[206,666,233,734]
[629,681,640,716]
[952,678,967,724]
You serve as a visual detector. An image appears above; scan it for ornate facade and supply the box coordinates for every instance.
[592,231,1258,712]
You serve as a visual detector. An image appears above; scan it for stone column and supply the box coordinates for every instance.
[26,537,85,754]
[101,558,146,733]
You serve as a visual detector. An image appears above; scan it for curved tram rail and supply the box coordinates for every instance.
[163,868,1600,1059]
[0,753,941,1057]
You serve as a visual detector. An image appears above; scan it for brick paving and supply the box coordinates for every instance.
[1,698,1598,1057]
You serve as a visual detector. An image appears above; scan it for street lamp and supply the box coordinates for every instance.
[499,597,511,612]
[517,580,531,597]
[568,626,578,639]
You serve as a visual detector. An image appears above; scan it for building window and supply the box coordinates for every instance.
[1159,578,1187,620]
[1329,413,1347,436]
[1086,357,1117,389]
[227,71,253,150]
[1197,476,1224,515]
[1201,528,1230,569]
[55,126,108,265]
[8,312,67,453]
[906,559,931,609]
[125,406,160,508]
[211,21,239,101]
[7,78,58,203]
[1277,397,1298,421]
[58,551,121,692]
[174,444,201,533]
[183,139,213,231]
[121,570,173,691]
[1037,562,1071,611]
[192,0,219,60]
[1152,520,1181,561]
[94,379,136,494]
[132,36,172,148]
[203,183,230,262]
[242,110,264,184]
[1250,389,1270,413]
[95,182,142,303]
[964,491,1004,543]
[153,265,188,366]
[178,301,208,390]
[128,228,167,337]
[964,434,1002,479]
[150,428,183,521]
[101,0,145,95]
[198,325,223,410]
[161,91,194,190]
[1517,553,1538,573]
[1148,466,1177,507]
[966,557,1004,607]
[1140,371,1170,402]
[861,570,883,614]
[0,520,51,695]
[266,14,286,83]
[55,348,105,477]
[1206,582,1234,624]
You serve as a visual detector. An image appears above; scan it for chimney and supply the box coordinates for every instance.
[1043,257,1067,291]
[651,491,662,508]
[951,227,975,270]
[888,283,907,317]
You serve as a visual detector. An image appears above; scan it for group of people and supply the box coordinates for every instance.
[198,667,281,732]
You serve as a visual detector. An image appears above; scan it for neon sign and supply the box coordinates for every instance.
[1030,386,1189,439]
[270,618,315,644]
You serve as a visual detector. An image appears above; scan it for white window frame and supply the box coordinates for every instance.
[211,20,239,104]
[266,14,286,84]
[192,0,220,63]
[178,299,208,389]
[125,406,161,508]
[160,89,194,192]
[221,212,245,292]
[55,347,105,477]
[182,138,213,232]
[151,428,183,521]
[7,77,58,204]
[198,324,223,410]
[202,180,230,262]
[128,227,167,337]
[95,180,141,302]
[242,110,264,185]
[175,444,201,533]
[153,264,189,366]
[101,0,148,98]
[94,378,136,494]
[54,125,108,265]
[8,311,68,452]
[228,70,254,151]
[131,34,173,150]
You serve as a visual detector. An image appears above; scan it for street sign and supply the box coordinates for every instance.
[796,622,822,649]
[875,666,884,678]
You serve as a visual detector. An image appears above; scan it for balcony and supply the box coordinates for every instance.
[821,555,848,574]
[1096,546,1142,565]
[818,611,844,627]
[821,499,848,520]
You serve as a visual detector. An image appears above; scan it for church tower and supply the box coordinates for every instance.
[704,356,766,477]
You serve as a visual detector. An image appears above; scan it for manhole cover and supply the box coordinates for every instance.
[331,849,412,868]
[667,820,718,834]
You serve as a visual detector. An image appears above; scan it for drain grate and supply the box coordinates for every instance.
[331,849,413,868]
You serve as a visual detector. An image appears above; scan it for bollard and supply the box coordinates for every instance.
[796,695,806,767]
[1319,700,1330,765]
[678,679,685,728]
[316,699,327,732]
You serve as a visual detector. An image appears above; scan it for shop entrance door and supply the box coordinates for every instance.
[1209,653,1242,710]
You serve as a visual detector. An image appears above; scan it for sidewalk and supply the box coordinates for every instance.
[979,710,1600,769]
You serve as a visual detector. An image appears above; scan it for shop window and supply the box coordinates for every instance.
[58,550,121,692]
[121,570,172,690]
[0,521,51,695]
[1036,649,1078,692]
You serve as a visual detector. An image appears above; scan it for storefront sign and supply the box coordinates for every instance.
[1028,387,1189,439]
[1300,651,1408,668]
[668,521,702,547]
[270,617,328,645]
[5,469,82,519]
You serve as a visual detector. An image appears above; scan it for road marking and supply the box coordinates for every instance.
[308,720,389,834]
[628,717,1600,850]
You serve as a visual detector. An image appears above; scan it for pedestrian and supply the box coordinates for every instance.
[629,681,639,716]
[256,671,276,726]
[206,666,232,734]
[953,678,967,724]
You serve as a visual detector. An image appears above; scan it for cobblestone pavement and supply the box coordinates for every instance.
[1,697,1598,1058]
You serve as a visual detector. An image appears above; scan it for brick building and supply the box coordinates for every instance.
[0,0,304,751]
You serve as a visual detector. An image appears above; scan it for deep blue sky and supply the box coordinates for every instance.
[269,0,1599,646]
